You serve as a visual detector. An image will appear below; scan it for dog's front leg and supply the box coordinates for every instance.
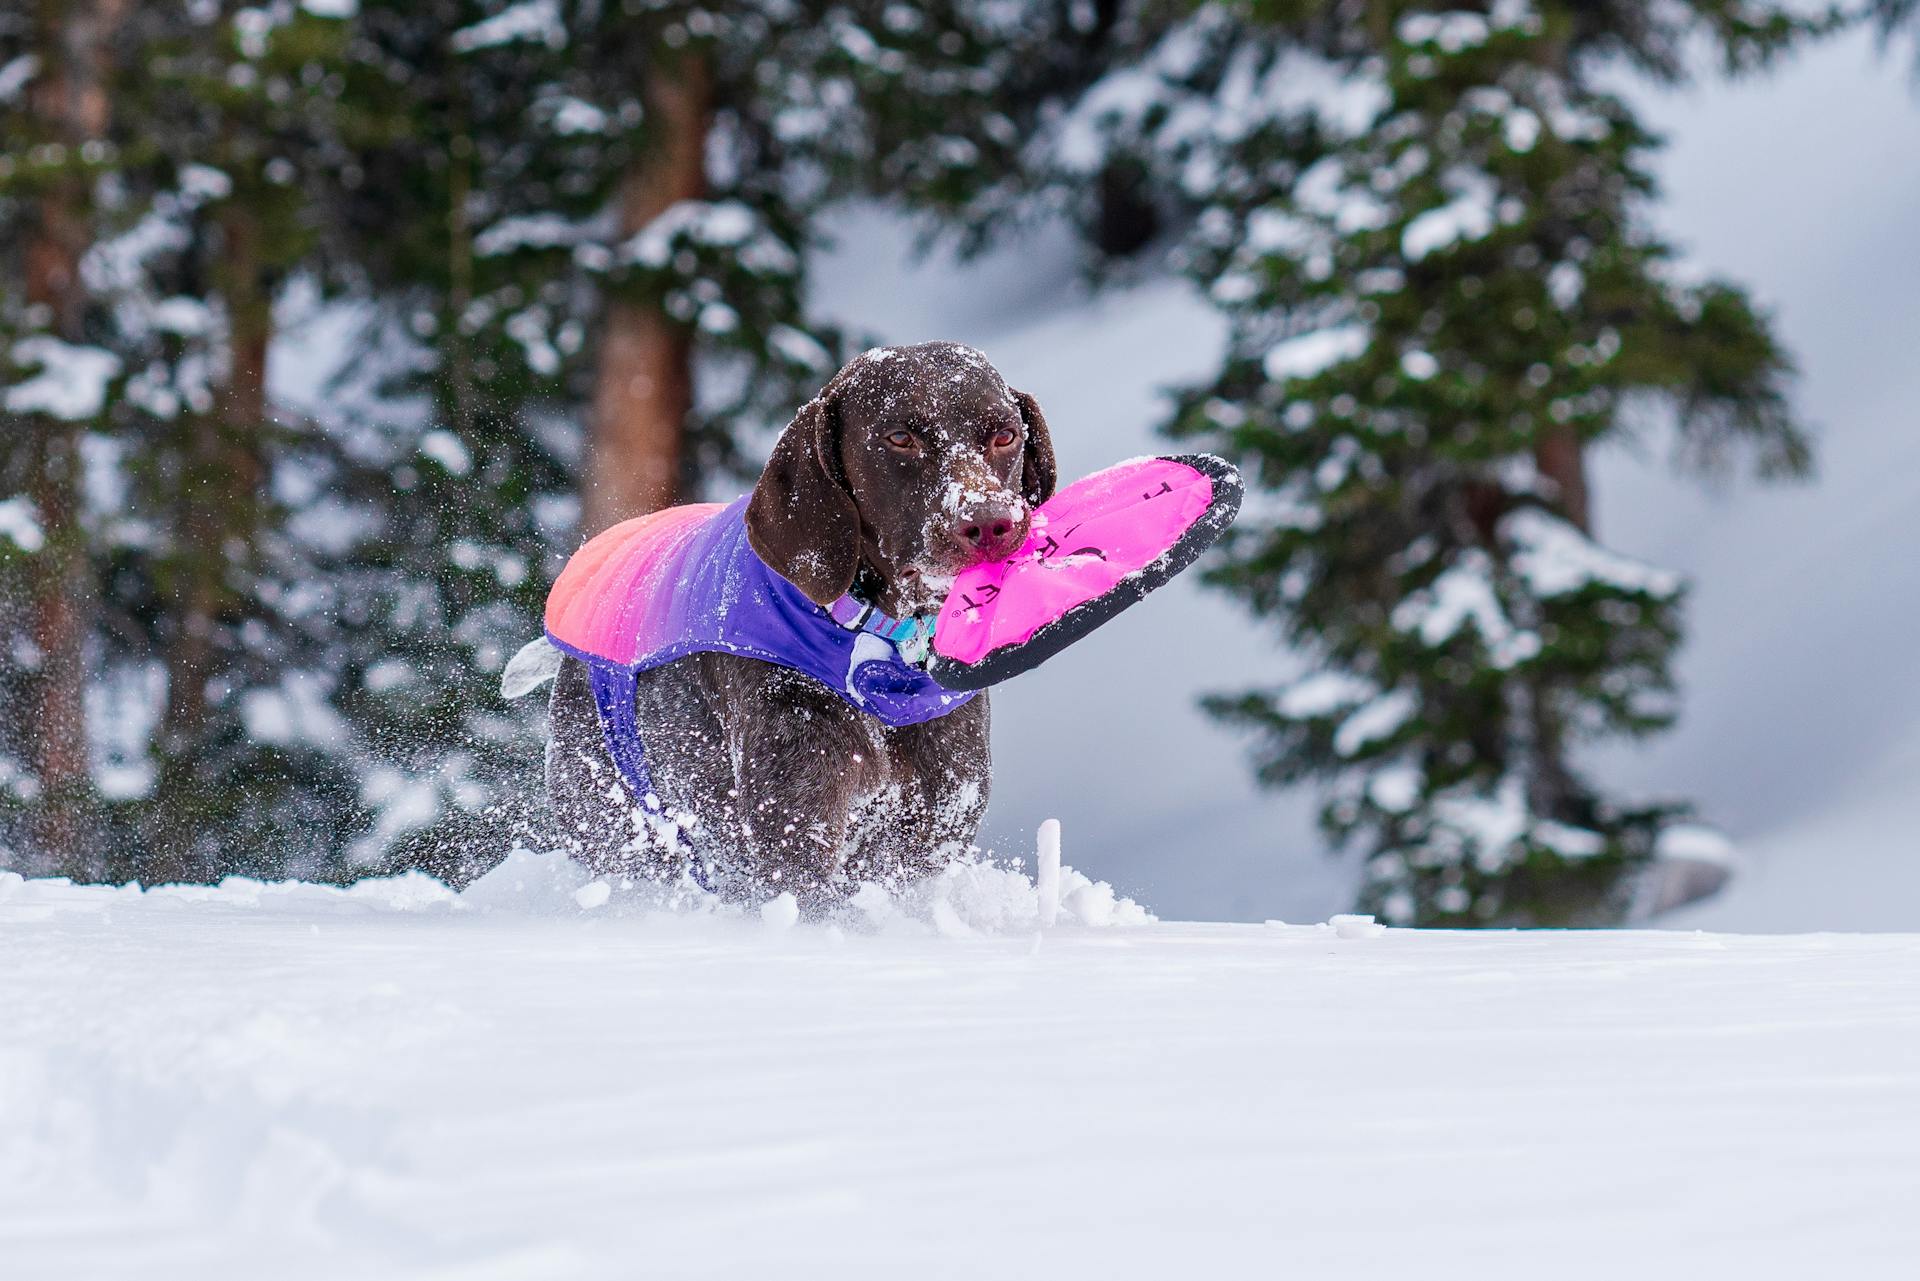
[720,663,874,906]
[856,698,992,883]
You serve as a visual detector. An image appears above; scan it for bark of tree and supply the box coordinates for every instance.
[1534,423,1592,533]
[1517,21,1597,830]
[17,0,123,878]
[582,56,710,535]
[160,205,270,744]
[445,96,477,438]
[1524,428,1593,819]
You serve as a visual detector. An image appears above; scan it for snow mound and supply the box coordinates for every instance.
[0,868,461,919]
[459,846,1150,935]
[0,848,1150,939]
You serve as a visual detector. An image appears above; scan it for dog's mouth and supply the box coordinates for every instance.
[909,526,1028,594]
[893,565,954,615]
[893,513,1030,613]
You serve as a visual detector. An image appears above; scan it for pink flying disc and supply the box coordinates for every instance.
[928,454,1241,690]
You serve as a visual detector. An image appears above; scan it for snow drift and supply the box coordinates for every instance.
[4,864,1917,1279]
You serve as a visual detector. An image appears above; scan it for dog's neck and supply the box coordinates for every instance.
[851,561,939,622]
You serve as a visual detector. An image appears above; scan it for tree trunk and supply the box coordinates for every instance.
[583,56,710,535]
[1534,423,1591,533]
[1519,21,1594,831]
[159,204,270,748]
[23,431,93,878]
[144,198,273,884]
[1523,429,1592,819]
[16,0,123,878]
[445,97,477,437]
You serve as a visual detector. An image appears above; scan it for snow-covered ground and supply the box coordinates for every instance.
[5,861,1918,1279]
[10,29,1917,1281]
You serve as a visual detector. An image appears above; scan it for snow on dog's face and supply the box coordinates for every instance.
[746,342,1056,615]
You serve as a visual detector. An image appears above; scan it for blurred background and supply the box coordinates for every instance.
[2,1,1914,930]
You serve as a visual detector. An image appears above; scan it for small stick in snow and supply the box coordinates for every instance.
[1037,818,1061,927]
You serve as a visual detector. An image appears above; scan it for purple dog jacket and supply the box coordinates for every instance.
[544,497,976,810]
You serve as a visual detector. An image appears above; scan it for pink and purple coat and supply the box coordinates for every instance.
[544,496,974,807]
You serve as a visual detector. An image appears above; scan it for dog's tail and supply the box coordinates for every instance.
[501,636,564,699]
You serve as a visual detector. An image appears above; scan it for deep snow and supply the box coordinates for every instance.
[4,862,1918,1280]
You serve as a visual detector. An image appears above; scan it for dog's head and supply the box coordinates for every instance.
[746,342,1056,614]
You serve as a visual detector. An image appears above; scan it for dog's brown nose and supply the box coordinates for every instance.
[951,504,1025,562]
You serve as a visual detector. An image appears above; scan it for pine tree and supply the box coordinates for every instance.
[0,3,381,882]
[841,0,1841,923]
[866,1,1829,923]
[1153,1,1815,924]
[102,1,371,883]
[0,0,127,878]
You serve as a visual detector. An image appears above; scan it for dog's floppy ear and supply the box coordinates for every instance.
[746,396,861,606]
[1013,389,1057,507]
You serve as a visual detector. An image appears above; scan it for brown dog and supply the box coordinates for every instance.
[540,343,1055,905]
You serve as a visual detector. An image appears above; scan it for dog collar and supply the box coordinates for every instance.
[828,595,937,668]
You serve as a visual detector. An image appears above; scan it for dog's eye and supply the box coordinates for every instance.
[989,427,1019,450]
[884,429,918,451]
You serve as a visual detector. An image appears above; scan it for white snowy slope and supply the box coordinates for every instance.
[4,863,1919,1280]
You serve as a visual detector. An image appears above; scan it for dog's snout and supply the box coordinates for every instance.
[950,502,1025,562]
